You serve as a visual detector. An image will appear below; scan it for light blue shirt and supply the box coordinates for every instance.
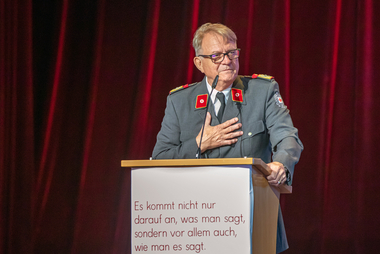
[206,77,232,115]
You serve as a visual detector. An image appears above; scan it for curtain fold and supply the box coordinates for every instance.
[1,0,380,253]
[0,0,34,253]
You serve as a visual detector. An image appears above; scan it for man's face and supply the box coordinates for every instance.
[195,32,239,89]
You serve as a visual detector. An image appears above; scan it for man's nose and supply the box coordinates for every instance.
[221,54,232,64]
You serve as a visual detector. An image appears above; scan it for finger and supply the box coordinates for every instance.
[267,175,276,181]
[274,172,286,185]
[268,180,279,185]
[220,117,239,128]
[275,168,286,180]
[268,179,282,186]
[219,122,242,135]
[276,178,285,185]
[224,130,243,139]
[227,122,243,132]
[219,138,239,146]
[267,163,284,179]
[268,172,285,185]
[266,171,278,182]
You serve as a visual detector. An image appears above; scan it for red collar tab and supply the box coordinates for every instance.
[231,88,243,103]
[195,94,208,109]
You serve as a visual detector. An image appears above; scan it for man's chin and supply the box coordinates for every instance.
[219,71,238,83]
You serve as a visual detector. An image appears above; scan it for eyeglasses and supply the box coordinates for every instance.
[198,48,241,63]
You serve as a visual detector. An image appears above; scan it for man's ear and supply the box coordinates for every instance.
[193,57,204,73]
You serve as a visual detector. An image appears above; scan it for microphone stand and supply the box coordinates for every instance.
[196,75,219,159]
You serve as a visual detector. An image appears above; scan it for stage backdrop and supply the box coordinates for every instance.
[1,0,380,253]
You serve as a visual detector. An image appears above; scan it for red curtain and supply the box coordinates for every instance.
[1,0,380,253]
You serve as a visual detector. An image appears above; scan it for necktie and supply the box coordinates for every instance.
[216,92,226,123]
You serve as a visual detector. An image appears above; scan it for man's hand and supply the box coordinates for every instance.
[266,162,287,186]
[196,112,243,153]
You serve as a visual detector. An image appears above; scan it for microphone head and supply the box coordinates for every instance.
[212,75,219,89]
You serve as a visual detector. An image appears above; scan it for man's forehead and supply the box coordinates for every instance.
[201,32,236,52]
[203,32,232,44]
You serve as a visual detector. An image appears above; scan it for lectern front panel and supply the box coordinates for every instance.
[131,165,251,254]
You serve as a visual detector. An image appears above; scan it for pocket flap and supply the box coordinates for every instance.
[241,120,265,140]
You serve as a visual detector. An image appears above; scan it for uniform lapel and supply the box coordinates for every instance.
[193,76,220,158]
[222,76,247,123]
[219,76,247,157]
[194,77,219,126]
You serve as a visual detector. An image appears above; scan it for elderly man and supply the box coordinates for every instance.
[152,23,303,253]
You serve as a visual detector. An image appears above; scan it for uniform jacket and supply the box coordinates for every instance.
[152,75,303,253]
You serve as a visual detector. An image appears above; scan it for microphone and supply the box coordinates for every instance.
[211,75,219,89]
[196,75,219,158]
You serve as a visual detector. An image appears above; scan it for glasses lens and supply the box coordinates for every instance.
[228,50,239,59]
[211,53,223,63]
[210,49,240,63]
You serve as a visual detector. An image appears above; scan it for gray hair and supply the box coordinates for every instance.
[192,23,237,56]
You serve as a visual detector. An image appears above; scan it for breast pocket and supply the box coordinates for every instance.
[241,120,268,157]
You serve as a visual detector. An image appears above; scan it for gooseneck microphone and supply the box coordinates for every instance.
[196,75,219,158]
[211,75,219,90]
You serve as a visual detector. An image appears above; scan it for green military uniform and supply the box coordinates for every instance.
[152,75,303,253]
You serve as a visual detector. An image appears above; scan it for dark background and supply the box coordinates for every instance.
[1,0,380,253]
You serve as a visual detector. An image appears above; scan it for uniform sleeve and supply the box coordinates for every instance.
[265,81,304,185]
[152,95,199,159]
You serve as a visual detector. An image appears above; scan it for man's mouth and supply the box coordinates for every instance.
[220,68,234,72]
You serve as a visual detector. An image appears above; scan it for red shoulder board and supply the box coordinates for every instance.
[231,88,243,103]
[169,82,197,94]
[195,94,208,109]
[252,74,274,81]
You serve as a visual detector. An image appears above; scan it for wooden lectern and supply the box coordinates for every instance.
[122,157,291,254]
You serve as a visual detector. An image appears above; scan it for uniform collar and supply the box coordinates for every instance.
[206,77,232,104]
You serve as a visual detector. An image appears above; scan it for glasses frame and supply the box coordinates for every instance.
[198,48,241,63]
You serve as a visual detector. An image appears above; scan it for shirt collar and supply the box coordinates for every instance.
[206,77,232,104]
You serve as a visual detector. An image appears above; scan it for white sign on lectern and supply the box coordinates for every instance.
[131,165,252,254]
